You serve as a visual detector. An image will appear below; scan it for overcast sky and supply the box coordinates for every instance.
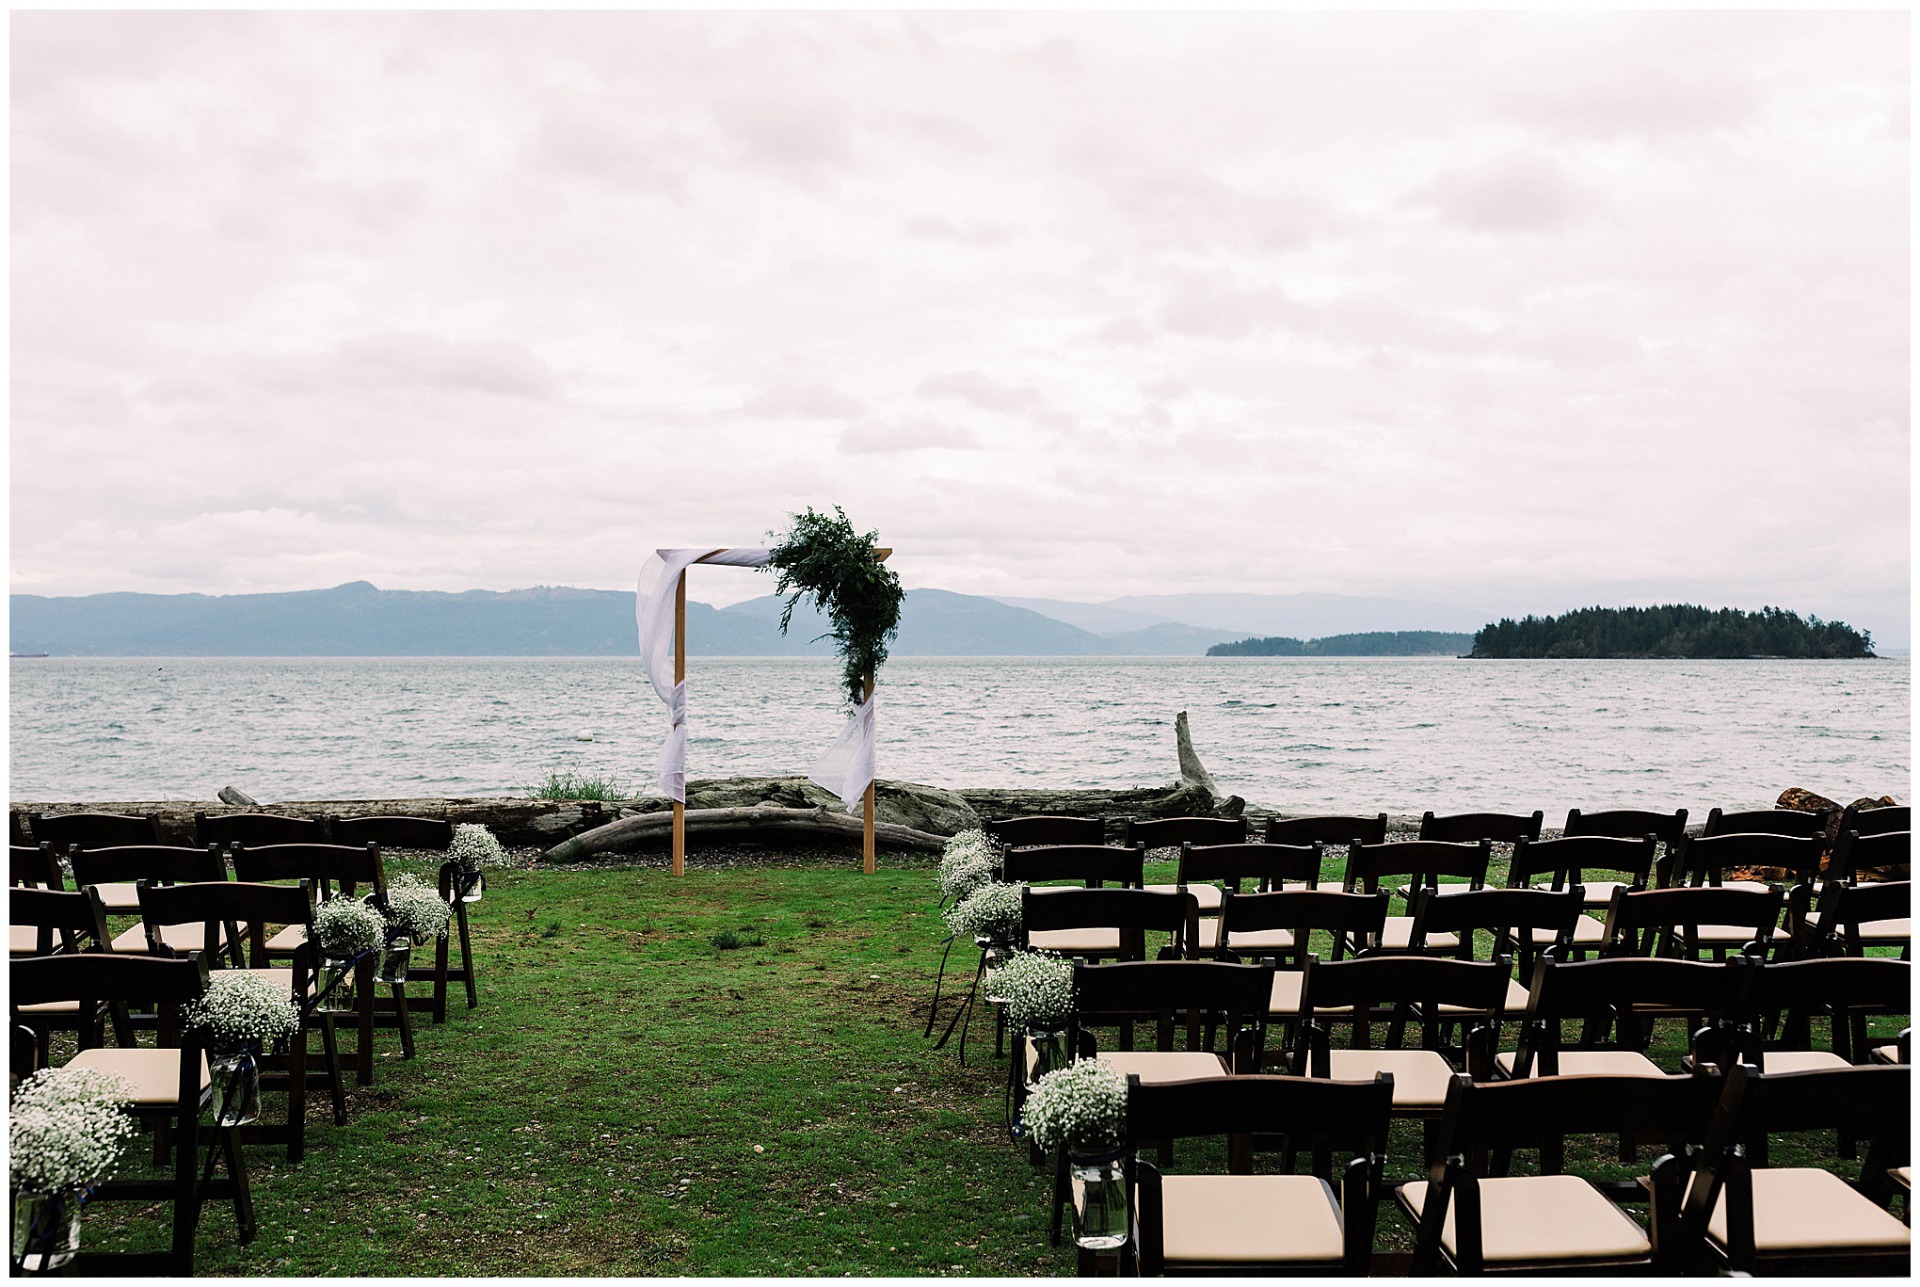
[10,11,1911,640]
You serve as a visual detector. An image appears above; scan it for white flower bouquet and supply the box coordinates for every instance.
[943,879,1023,944]
[9,1067,137,1195]
[447,823,510,871]
[938,829,999,901]
[1020,1059,1128,1154]
[182,971,300,1052]
[383,873,452,941]
[984,950,1074,1033]
[312,896,387,957]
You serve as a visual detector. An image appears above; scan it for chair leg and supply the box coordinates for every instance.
[222,1126,257,1243]
[319,1014,348,1126]
[456,900,478,1008]
[356,960,376,1085]
[391,982,417,1060]
[433,932,450,1024]
[287,1027,308,1164]
[171,1110,198,1273]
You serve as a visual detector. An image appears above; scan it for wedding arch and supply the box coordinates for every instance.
[635,541,894,876]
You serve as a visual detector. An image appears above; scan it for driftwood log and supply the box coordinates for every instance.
[544,804,948,863]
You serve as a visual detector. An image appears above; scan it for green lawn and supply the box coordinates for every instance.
[70,848,1904,1275]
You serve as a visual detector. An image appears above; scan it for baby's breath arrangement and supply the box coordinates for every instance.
[383,873,453,941]
[9,1067,137,1194]
[938,830,999,901]
[984,950,1075,1032]
[943,879,1024,943]
[447,823,510,871]
[1020,1059,1129,1154]
[182,972,299,1051]
[313,896,386,956]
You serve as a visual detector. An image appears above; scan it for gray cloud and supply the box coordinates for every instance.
[1402,153,1607,233]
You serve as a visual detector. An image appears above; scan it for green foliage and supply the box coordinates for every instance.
[764,506,904,707]
[529,770,628,801]
[1208,631,1474,657]
[711,928,767,951]
[1471,604,1875,659]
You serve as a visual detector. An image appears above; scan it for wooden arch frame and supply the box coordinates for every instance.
[668,548,891,877]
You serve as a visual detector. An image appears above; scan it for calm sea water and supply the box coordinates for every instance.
[6,656,1909,814]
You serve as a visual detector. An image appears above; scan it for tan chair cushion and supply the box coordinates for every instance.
[10,925,43,956]
[65,1047,212,1106]
[1684,923,1776,946]
[1528,915,1609,947]
[1378,917,1459,952]
[1223,926,1296,952]
[88,882,143,915]
[1870,1044,1903,1065]
[1759,1051,1852,1074]
[15,999,82,1015]
[1144,883,1223,911]
[1802,911,1908,941]
[1707,1167,1911,1253]
[1094,1050,1230,1083]
[1159,1173,1344,1264]
[1530,879,1632,909]
[265,923,308,952]
[1495,1050,1667,1078]
[110,921,229,955]
[1027,928,1122,955]
[1269,971,1304,1016]
[1891,1166,1911,1192]
[1438,977,1530,1016]
[1322,1048,1458,1108]
[1401,1174,1652,1264]
[1192,918,1221,950]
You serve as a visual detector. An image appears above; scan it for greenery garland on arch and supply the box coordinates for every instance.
[764,506,904,707]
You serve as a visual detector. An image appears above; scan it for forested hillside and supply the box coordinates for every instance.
[1470,605,1874,659]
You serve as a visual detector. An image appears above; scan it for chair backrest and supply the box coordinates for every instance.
[26,810,162,853]
[229,842,385,897]
[1299,954,1511,1058]
[1668,832,1823,888]
[137,879,319,969]
[11,951,210,1012]
[329,815,453,852]
[1563,807,1690,847]
[1418,811,1543,845]
[1409,885,1585,963]
[1601,885,1784,958]
[1508,834,1658,891]
[10,842,64,890]
[1122,816,1247,852]
[1264,813,1388,847]
[1073,959,1272,1069]
[1020,886,1191,958]
[1178,841,1322,893]
[69,843,227,888]
[1738,956,1909,1061]
[1825,830,1910,883]
[1511,956,1746,1074]
[1834,802,1909,840]
[1216,889,1390,965]
[1702,806,1830,840]
[983,815,1106,847]
[197,811,327,849]
[1001,843,1143,888]
[9,886,111,955]
[1342,839,1490,897]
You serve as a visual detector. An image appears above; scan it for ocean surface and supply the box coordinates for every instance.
[6,656,1909,815]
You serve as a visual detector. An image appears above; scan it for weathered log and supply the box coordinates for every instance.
[217,786,258,807]
[1175,711,1220,799]
[544,804,947,863]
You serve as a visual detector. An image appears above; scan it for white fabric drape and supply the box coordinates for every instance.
[636,546,877,810]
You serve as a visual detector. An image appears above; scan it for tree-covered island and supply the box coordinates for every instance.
[1207,631,1474,657]
[1470,604,1875,659]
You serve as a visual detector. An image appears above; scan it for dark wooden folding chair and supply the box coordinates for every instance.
[1703,805,1834,839]
[332,815,473,1021]
[1264,812,1388,848]
[1215,888,1391,1049]
[1408,885,1586,1022]
[69,844,240,961]
[1791,831,1911,959]
[1604,881,1787,964]
[229,841,404,1084]
[1403,1072,1719,1275]
[1500,955,1749,1082]
[1004,843,1146,960]
[136,879,351,1160]
[1176,840,1321,955]
[1126,816,1248,919]
[1506,834,1657,959]
[1340,838,1491,953]
[10,953,256,1275]
[196,811,327,851]
[11,843,67,959]
[8,885,134,1058]
[983,815,1107,848]
[1126,1072,1395,1276]
[1682,1063,1909,1276]
[1735,954,1910,1074]
[27,812,163,916]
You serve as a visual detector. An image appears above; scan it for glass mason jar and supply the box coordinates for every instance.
[1024,1027,1072,1086]
[456,868,485,903]
[209,1043,263,1127]
[377,935,412,984]
[1070,1153,1128,1252]
[12,1187,83,1271]
[319,953,358,1006]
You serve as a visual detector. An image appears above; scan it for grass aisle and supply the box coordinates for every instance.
[87,854,1061,1277]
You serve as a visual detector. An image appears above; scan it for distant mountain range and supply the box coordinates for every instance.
[8,581,1495,657]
